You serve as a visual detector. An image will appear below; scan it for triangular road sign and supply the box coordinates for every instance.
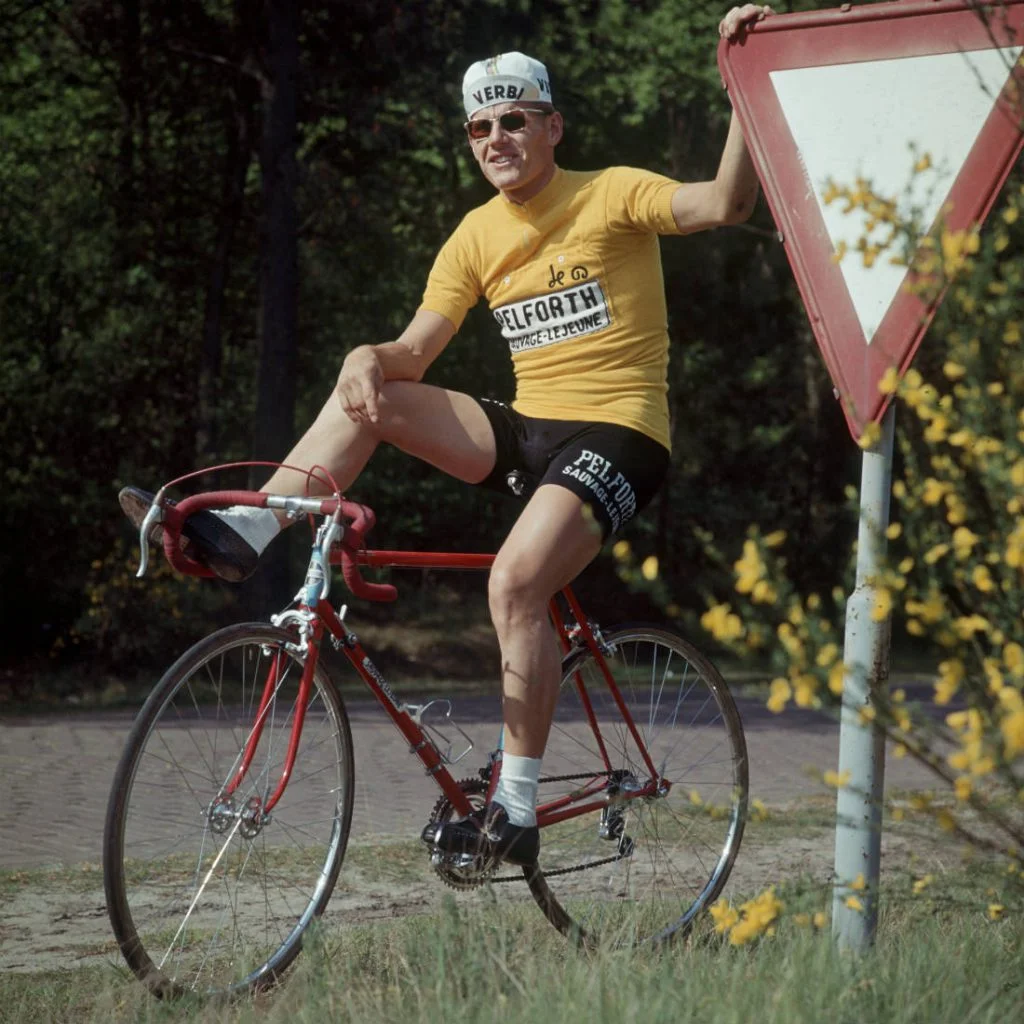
[719,0,1024,441]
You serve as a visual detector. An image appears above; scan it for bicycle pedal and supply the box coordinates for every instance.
[430,850,481,871]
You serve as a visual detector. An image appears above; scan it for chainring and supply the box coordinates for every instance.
[425,777,494,890]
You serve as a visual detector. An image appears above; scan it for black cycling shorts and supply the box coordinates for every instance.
[475,398,670,538]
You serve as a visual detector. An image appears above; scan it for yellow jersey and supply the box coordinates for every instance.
[419,166,683,451]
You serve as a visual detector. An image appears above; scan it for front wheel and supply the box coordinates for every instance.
[103,623,355,997]
[526,624,748,947]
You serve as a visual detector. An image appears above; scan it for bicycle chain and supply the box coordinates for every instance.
[430,770,632,885]
[493,771,630,883]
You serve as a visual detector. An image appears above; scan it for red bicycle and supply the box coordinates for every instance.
[103,477,748,997]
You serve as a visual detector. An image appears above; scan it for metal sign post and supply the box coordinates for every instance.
[831,403,895,949]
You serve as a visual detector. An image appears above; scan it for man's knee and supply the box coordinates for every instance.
[488,557,548,625]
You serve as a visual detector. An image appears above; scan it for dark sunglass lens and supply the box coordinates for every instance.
[498,111,528,132]
[467,118,492,139]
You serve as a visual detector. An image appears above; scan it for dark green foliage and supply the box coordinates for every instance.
[1,0,853,676]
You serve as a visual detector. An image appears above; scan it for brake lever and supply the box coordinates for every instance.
[135,488,168,578]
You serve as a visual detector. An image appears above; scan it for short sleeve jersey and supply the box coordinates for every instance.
[419,166,683,452]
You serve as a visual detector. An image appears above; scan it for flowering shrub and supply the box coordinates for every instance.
[615,161,1024,939]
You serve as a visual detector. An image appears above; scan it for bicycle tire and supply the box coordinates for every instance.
[103,622,354,997]
[525,623,748,948]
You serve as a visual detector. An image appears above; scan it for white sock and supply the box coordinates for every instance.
[493,754,541,827]
[211,506,281,555]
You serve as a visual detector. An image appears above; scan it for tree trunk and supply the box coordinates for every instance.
[196,76,258,472]
[250,0,300,605]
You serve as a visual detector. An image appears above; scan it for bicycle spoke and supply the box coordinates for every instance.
[527,626,747,948]
[107,625,353,996]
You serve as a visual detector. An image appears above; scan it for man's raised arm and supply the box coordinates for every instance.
[670,4,771,234]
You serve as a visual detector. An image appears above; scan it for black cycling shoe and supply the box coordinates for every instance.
[428,801,539,866]
[118,486,260,583]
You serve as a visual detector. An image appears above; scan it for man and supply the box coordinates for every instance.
[122,4,771,866]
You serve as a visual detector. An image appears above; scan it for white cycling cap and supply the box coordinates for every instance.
[462,52,553,118]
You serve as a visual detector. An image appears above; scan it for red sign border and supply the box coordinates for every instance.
[719,0,1024,440]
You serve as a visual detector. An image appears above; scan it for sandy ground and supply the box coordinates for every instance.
[0,695,940,975]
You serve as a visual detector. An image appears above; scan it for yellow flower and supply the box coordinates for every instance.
[871,587,893,622]
[988,904,1006,921]
[935,659,965,705]
[767,677,791,714]
[913,874,935,894]
[816,642,840,668]
[828,661,846,696]
[851,872,866,891]
[905,590,944,624]
[953,614,989,640]
[793,674,819,708]
[898,556,914,573]
[972,565,994,592]
[878,367,900,395]
[858,421,882,450]
[943,361,967,380]
[914,152,932,173]
[1005,643,1024,678]
[728,887,784,946]
[641,555,658,581]
[793,913,811,928]
[936,809,956,833]
[1003,204,1019,224]
[844,896,864,912]
[893,743,907,759]
[764,530,787,548]
[924,415,948,443]
[1001,710,1024,759]
[701,603,744,642]
[885,522,902,539]
[612,540,631,560]
[952,526,979,557]
[955,777,972,802]
[924,543,949,565]
[777,622,805,661]
[751,579,778,604]
[824,769,851,788]
[710,898,739,934]
[922,478,947,505]
[734,539,766,594]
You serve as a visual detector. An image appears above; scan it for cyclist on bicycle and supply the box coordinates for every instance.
[121,5,771,867]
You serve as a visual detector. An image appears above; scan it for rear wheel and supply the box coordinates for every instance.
[525,624,747,947]
[103,623,354,996]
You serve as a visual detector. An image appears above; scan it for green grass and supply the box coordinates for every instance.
[3,867,1022,1024]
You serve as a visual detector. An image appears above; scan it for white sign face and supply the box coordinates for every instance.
[771,47,1022,344]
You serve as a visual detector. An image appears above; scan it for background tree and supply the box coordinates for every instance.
[1,0,844,683]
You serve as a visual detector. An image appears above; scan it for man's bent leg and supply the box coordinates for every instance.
[123,382,498,580]
[429,485,601,863]
[262,381,498,497]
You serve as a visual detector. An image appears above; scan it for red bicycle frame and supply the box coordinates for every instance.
[153,489,665,825]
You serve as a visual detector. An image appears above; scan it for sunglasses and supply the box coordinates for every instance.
[464,108,551,141]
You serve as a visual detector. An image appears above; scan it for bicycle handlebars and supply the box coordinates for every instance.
[151,490,398,603]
